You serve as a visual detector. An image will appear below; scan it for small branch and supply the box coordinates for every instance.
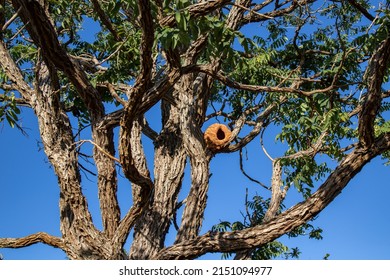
[105,82,127,106]
[240,0,303,26]
[260,123,274,162]
[75,139,120,163]
[159,0,230,27]
[232,2,274,20]
[193,64,338,98]
[221,99,284,153]
[239,149,270,190]
[281,131,328,160]
[0,232,65,250]
[0,93,30,107]
[141,117,158,141]
[2,6,22,32]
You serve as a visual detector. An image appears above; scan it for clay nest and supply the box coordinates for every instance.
[203,123,232,151]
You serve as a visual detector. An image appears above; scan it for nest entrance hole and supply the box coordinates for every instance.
[216,128,225,140]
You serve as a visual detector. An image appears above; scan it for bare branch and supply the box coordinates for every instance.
[241,0,310,26]
[221,98,284,153]
[0,232,65,250]
[239,148,270,190]
[75,140,120,163]
[1,6,22,32]
[281,131,328,160]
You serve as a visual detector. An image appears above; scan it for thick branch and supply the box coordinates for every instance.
[0,40,34,101]
[90,0,121,41]
[0,232,65,250]
[114,118,153,249]
[12,0,105,120]
[155,133,390,259]
[129,102,187,259]
[358,34,390,147]
[347,0,375,21]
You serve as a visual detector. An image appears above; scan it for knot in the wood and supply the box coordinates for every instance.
[203,123,232,151]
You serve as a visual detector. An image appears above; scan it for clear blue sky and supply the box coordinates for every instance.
[1,1,390,260]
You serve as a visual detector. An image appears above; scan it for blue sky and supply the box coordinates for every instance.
[1,1,390,260]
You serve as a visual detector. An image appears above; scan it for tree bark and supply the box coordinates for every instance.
[129,98,187,259]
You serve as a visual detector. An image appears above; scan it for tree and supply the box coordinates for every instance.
[1,0,390,260]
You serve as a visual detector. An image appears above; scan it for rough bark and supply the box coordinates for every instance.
[358,34,390,147]
[129,99,187,259]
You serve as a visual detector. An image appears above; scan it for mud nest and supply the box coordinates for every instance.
[203,123,232,151]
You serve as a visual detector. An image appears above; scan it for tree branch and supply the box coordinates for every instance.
[119,0,156,190]
[114,118,153,248]
[194,64,338,97]
[0,93,30,107]
[358,33,390,147]
[159,0,230,27]
[90,0,121,41]
[0,40,34,101]
[240,0,309,26]
[347,0,375,21]
[11,0,105,120]
[0,232,66,250]
[221,98,284,153]
[239,148,270,190]
[1,6,21,32]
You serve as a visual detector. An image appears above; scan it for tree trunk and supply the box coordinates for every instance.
[129,97,187,259]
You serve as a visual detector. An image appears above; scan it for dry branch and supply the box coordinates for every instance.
[0,232,65,250]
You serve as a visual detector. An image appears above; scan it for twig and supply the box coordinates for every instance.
[260,124,274,161]
[105,82,127,106]
[239,149,270,190]
[2,6,22,32]
[75,139,120,163]
[232,2,274,19]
